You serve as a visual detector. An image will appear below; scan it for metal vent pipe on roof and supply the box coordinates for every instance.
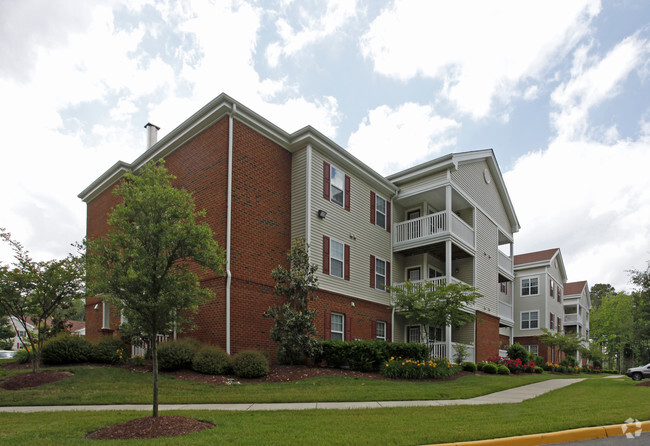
[144,122,160,149]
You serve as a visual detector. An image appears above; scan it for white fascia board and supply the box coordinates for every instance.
[78,161,131,202]
[549,249,568,283]
[514,260,552,271]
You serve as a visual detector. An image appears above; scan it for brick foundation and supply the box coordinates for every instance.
[475,311,500,362]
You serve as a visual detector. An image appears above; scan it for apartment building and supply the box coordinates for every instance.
[563,280,591,364]
[80,93,519,362]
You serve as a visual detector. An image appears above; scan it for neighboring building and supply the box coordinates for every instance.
[563,280,591,364]
[80,93,520,363]
[512,248,567,363]
[5,317,85,350]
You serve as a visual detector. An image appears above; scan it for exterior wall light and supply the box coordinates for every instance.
[317,209,327,219]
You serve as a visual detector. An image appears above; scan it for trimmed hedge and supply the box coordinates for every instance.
[93,337,128,365]
[157,339,200,371]
[380,357,460,380]
[231,350,269,378]
[42,334,93,365]
[497,364,510,375]
[318,340,427,372]
[192,346,231,375]
[482,363,497,374]
[461,361,477,373]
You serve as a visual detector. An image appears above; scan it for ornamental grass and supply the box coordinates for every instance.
[380,357,460,379]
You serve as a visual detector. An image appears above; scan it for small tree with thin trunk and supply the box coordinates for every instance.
[87,160,225,417]
[0,230,85,372]
[264,238,321,364]
[388,281,480,359]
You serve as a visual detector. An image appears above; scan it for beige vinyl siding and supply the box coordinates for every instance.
[454,257,474,285]
[474,210,498,316]
[398,171,447,197]
[513,265,547,337]
[310,150,392,305]
[451,160,511,233]
[393,315,407,342]
[290,148,307,241]
[452,323,474,344]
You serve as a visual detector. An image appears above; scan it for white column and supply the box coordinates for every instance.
[446,324,452,362]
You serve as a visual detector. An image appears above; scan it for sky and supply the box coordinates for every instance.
[1,0,649,293]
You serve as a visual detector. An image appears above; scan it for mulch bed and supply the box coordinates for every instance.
[86,415,214,440]
[636,379,650,386]
[0,370,73,390]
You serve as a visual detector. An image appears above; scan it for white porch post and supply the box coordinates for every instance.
[446,324,453,362]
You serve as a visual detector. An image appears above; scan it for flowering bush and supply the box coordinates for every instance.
[380,357,460,379]
[487,356,536,374]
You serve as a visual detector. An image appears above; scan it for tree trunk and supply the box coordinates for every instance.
[152,336,158,417]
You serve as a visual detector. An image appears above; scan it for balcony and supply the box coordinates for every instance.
[564,313,583,326]
[498,299,513,321]
[430,342,475,363]
[498,250,513,276]
[393,211,475,251]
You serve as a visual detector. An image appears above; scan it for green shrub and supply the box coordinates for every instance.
[231,350,269,378]
[476,361,489,372]
[461,361,477,373]
[505,343,529,363]
[157,340,200,371]
[482,363,497,374]
[497,364,510,375]
[531,354,545,367]
[192,346,231,375]
[15,348,31,364]
[534,366,543,374]
[179,337,202,352]
[92,337,128,364]
[560,355,577,367]
[592,359,602,368]
[318,340,426,372]
[41,334,93,365]
[380,357,460,380]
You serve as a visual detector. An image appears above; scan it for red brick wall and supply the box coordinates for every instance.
[499,334,510,350]
[475,311,500,362]
[514,336,551,362]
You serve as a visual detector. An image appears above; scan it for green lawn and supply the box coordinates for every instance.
[0,365,574,406]
[0,378,646,445]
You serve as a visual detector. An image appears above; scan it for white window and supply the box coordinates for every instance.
[375,258,386,291]
[500,282,508,293]
[331,312,344,341]
[330,165,345,207]
[330,239,344,279]
[521,310,539,330]
[407,326,420,343]
[524,345,539,355]
[407,267,421,281]
[521,277,539,296]
[550,312,555,330]
[376,321,386,340]
[102,301,111,329]
[429,326,445,342]
[375,195,386,229]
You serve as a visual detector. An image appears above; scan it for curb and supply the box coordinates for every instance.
[426,420,650,445]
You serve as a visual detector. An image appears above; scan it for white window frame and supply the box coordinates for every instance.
[500,282,508,294]
[330,238,345,279]
[102,301,110,330]
[375,194,386,229]
[330,165,345,207]
[524,345,539,355]
[520,310,539,330]
[521,277,539,296]
[549,280,555,298]
[331,312,344,341]
[375,257,387,291]
[550,312,555,330]
[376,321,386,340]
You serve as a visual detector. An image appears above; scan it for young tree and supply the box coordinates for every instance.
[539,329,583,362]
[0,317,15,350]
[589,283,615,309]
[388,281,481,358]
[590,292,635,372]
[264,238,321,364]
[0,230,85,372]
[87,160,225,417]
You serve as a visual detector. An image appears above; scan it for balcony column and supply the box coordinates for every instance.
[446,324,452,362]
[445,185,452,231]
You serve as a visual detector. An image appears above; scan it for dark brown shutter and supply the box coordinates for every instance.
[387,202,391,233]
[345,313,351,341]
[371,320,377,339]
[370,255,376,288]
[323,161,330,200]
[387,321,392,342]
[386,261,391,291]
[344,175,351,211]
[344,244,350,280]
[324,310,331,340]
[323,235,330,275]
[370,191,376,224]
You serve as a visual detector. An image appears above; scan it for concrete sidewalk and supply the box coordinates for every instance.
[0,378,584,413]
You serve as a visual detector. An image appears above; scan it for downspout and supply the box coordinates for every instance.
[305,145,312,250]
[225,103,236,354]
[390,189,398,343]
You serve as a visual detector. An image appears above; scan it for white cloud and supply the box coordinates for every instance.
[551,35,650,140]
[361,0,600,118]
[347,103,460,175]
[265,0,358,67]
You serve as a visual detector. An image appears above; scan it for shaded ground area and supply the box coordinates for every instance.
[0,370,73,390]
[86,415,214,440]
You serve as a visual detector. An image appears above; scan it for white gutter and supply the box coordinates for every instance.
[226,103,236,354]
[390,189,399,342]
[305,144,312,251]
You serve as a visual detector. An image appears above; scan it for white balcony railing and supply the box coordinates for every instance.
[392,277,446,292]
[564,313,583,325]
[430,342,475,363]
[131,334,169,358]
[498,299,513,320]
[430,342,447,359]
[498,250,513,275]
[394,211,475,249]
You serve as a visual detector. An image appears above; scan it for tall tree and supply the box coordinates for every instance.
[590,292,634,372]
[388,281,480,358]
[589,283,615,309]
[264,238,321,364]
[630,265,650,364]
[87,160,225,417]
[0,230,85,372]
[539,329,583,363]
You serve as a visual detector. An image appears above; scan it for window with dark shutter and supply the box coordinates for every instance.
[322,235,330,275]
[324,310,331,340]
[370,191,376,224]
[344,244,350,280]
[323,161,330,200]
[387,202,391,232]
[370,255,376,288]
[344,175,350,211]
